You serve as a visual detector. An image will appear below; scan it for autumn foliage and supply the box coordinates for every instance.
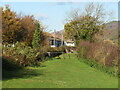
[2,5,21,44]
[1,5,47,46]
[77,41,118,67]
[20,15,38,46]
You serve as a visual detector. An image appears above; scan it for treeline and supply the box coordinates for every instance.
[2,5,66,71]
[2,5,46,46]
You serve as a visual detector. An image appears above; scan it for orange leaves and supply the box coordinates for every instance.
[2,5,46,46]
[2,5,21,44]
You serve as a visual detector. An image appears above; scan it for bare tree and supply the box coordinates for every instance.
[85,2,94,16]
[65,3,114,25]
[65,8,84,22]
[64,2,115,43]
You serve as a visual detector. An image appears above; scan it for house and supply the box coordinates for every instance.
[45,32,74,47]
[64,40,75,47]
[49,35,64,47]
[45,32,64,47]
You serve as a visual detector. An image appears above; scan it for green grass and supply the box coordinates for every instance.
[3,53,118,88]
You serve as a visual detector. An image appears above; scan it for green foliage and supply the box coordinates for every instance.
[2,42,46,67]
[64,15,104,42]
[2,43,67,68]
[78,57,118,77]
[32,23,41,48]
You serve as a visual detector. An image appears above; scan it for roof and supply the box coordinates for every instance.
[65,39,74,43]
[44,32,74,43]
[45,32,62,39]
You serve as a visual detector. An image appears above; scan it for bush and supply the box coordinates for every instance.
[46,46,66,52]
[77,41,119,76]
[2,42,46,67]
[2,55,22,71]
[43,46,66,58]
[79,57,118,77]
[2,42,67,67]
[77,41,118,67]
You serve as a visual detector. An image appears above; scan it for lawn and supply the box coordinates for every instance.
[3,53,118,88]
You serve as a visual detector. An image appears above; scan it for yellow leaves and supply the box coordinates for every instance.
[9,19,13,22]
[2,5,22,44]
[15,21,20,25]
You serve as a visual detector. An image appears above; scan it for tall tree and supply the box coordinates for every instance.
[64,15,104,42]
[32,23,41,48]
[20,15,38,46]
[64,3,109,44]
[2,5,21,44]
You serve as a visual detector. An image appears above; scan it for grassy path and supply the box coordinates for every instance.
[3,53,118,88]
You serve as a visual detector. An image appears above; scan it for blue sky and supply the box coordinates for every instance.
[1,2,118,32]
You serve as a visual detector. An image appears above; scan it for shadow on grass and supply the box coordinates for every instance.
[2,68,44,81]
[2,56,44,81]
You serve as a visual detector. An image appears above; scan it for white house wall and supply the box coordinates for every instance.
[64,42,75,47]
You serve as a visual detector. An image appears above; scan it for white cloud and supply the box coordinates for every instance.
[55,2,74,5]
[34,13,48,20]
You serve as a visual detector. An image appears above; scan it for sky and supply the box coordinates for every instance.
[1,1,118,32]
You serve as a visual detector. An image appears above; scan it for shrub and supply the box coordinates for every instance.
[2,42,46,67]
[79,57,118,77]
[44,46,66,58]
[2,55,22,71]
[77,41,118,67]
[77,41,119,76]
[32,23,41,48]
[2,42,68,68]
[46,46,66,52]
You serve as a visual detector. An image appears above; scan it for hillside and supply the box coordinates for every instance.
[95,21,118,44]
